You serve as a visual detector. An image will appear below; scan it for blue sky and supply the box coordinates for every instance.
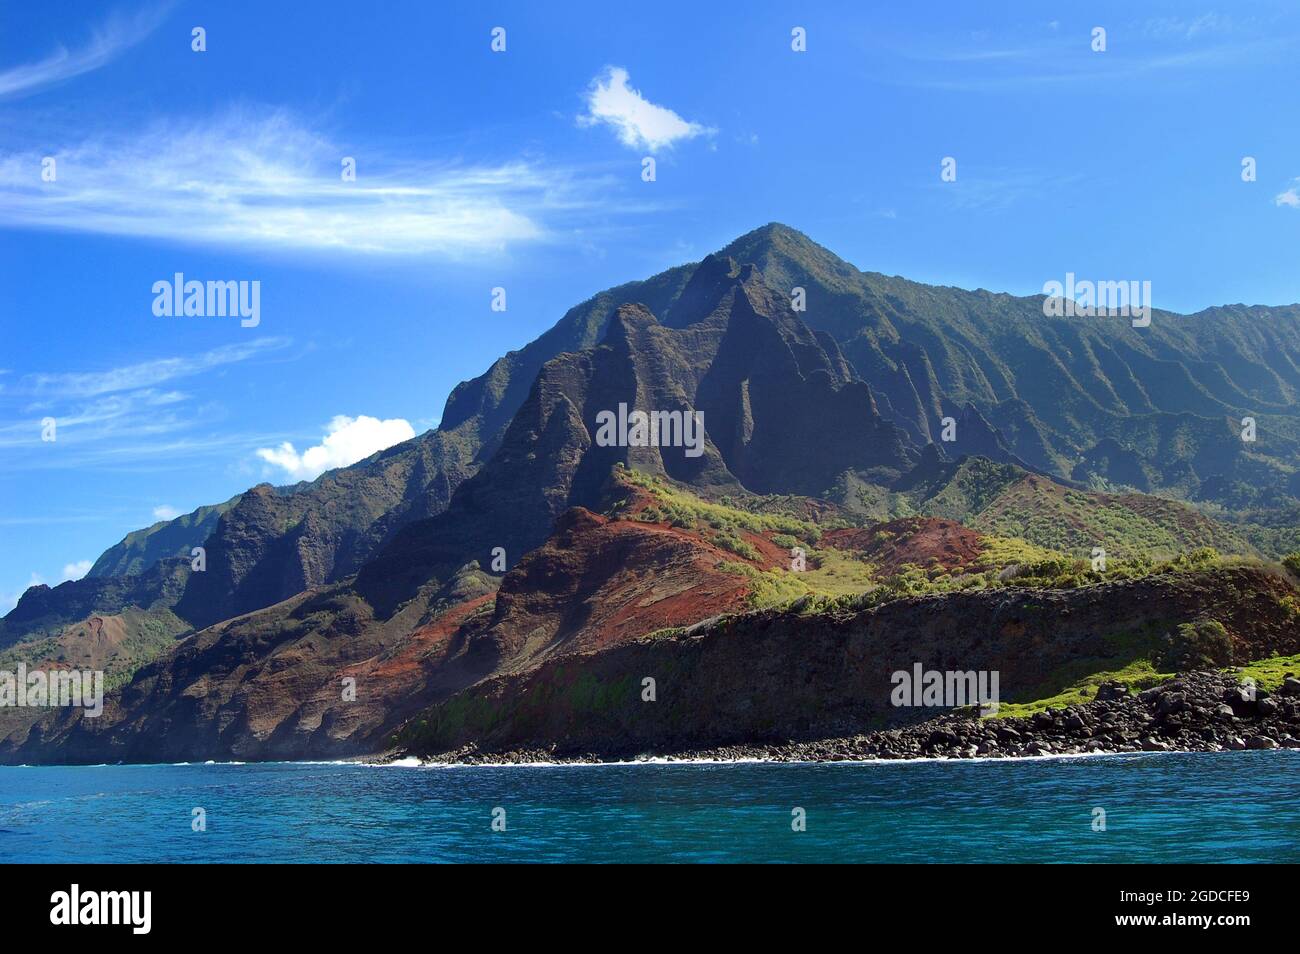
[2,1,1299,608]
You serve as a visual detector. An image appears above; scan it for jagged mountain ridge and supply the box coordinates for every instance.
[355,258,918,613]
[6,258,706,641]
[86,494,243,579]
[7,222,1299,662]
[717,225,1300,504]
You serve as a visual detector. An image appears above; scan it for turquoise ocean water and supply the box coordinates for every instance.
[2,751,1296,863]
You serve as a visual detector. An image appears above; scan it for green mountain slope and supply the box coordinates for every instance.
[720,223,1300,511]
[87,495,242,578]
[5,221,1296,735]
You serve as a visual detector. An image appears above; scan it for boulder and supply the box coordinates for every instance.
[1094,682,1130,702]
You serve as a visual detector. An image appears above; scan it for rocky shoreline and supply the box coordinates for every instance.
[397,670,1300,765]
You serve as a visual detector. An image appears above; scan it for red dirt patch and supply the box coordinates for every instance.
[483,507,753,660]
[359,593,496,684]
[823,517,987,574]
[741,530,791,569]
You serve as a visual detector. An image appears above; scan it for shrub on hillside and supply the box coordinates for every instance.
[1159,619,1234,671]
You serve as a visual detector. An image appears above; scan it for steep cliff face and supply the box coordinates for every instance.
[400,566,1300,758]
[440,261,697,453]
[4,573,495,764]
[718,223,1300,510]
[87,495,242,579]
[12,222,1300,652]
[5,223,1299,766]
[355,263,916,615]
[0,497,766,763]
[173,428,480,628]
[6,457,1291,766]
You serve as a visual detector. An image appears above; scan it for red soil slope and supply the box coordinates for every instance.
[822,517,986,573]
[482,507,754,663]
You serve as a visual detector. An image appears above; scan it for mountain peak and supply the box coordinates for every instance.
[719,222,820,261]
[713,223,865,306]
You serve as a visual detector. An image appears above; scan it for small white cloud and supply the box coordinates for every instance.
[256,414,415,482]
[579,67,713,152]
[1275,180,1300,208]
[61,560,93,582]
[153,504,181,520]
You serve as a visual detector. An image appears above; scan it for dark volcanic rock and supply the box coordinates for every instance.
[398,564,1300,760]
[408,670,1300,765]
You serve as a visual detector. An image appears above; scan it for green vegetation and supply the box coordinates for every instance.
[619,466,1267,616]
[101,607,189,690]
[989,623,1178,719]
[913,458,1024,523]
[1229,506,1300,561]
[977,535,1067,567]
[998,649,1300,719]
[993,658,1174,719]
[87,495,241,578]
[1237,653,1300,692]
[968,485,1253,560]
[0,605,188,696]
[991,623,1300,719]
[869,547,1242,599]
[1160,619,1234,670]
[799,548,880,597]
[713,531,760,560]
[616,465,828,541]
[718,562,812,609]
[1283,552,1300,577]
[828,471,916,521]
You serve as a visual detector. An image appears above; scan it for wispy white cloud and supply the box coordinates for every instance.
[0,109,596,255]
[1142,14,1233,41]
[152,504,180,520]
[579,67,713,152]
[0,339,293,470]
[877,20,1294,92]
[256,414,415,481]
[0,5,168,99]
[1276,179,1300,208]
[936,169,1086,214]
[24,339,286,399]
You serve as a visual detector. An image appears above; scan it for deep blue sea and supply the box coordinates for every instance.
[2,751,1296,863]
